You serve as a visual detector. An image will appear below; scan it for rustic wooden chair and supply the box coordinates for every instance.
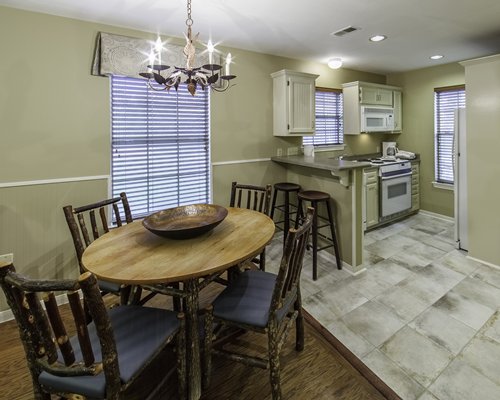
[63,192,135,305]
[64,192,178,308]
[203,207,314,399]
[229,181,272,271]
[0,262,186,400]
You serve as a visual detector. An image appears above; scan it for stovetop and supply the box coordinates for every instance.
[358,157,407,166]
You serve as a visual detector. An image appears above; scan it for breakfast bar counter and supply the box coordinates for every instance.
[271,154,366,272]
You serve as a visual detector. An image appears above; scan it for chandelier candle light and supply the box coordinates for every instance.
[139,0,236,96]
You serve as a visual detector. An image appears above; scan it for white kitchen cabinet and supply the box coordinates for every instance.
[360,86,393,106]
[363,168,379,230]
[271,70,319,136]
[411,161,420,212]
[342,81,403,135]
[393,90,403,133]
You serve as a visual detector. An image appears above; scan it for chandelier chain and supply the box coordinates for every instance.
[186,0,193,26]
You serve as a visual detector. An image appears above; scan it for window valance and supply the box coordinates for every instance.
[91,32,211,78]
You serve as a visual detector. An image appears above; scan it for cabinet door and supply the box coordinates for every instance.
[360,87,379,104]
[393,91,403,132]
[360,87,393,106]
[377,89,393,106]
[288,75,315,134]
[365,182,379,228]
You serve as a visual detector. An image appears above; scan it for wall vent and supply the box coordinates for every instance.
[331,26,359,37]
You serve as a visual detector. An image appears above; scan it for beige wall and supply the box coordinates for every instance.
[387,63,465,217]
[461,54,500,266]
[0,6,384,311]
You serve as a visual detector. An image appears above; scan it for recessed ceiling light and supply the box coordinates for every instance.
[430,54,444,60]
[328,58,343,69]
[369,35,387,42]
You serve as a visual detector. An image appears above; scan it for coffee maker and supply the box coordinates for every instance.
[382,141,397,157]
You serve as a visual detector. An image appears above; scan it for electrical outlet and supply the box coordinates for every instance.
[0,253,14,265]
[277,148,283,157]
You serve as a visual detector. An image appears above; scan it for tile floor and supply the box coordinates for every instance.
[266,212,500,400]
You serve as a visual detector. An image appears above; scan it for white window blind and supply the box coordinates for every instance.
[434,86,465,184]
[111,75,210,218]
[303,88,343,146]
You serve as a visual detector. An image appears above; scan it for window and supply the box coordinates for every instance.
[303,87,343,147]
[434,85,465,184]
[111,75,210,218]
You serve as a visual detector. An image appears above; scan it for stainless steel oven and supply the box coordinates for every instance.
[380,161,412,217]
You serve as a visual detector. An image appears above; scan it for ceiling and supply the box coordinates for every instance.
[3,0,500,74]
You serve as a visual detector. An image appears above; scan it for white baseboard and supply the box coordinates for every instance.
[418,209,454,222]
[0,292,73,324]
[467,255,500,271]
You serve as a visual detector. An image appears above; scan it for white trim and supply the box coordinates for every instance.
[0,292,74,324]
[432,181,454,191]
[467,255,500,271]
[343,265,367,276]
[419,209,454,222]
[351,172,357,266]
[212,158,271,166]
[0,175,110,189]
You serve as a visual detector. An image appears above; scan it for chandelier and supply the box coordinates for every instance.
[139,0,236,96]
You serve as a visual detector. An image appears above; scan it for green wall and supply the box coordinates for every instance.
[0,6,384,311]
[387,63,465,217]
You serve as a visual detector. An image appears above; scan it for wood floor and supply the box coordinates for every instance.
[0,284,387,400]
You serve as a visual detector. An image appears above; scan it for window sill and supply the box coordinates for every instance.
[307,144,346,152]
[432,181,454,191]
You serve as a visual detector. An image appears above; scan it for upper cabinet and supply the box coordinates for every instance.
[271,70,319,136]
[360,86,393,106]
[342,81,403,135]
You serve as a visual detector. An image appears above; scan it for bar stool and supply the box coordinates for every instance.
[270,182,301,242]
[295,190,342,280]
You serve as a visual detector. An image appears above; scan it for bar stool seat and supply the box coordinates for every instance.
[295,190,342,280]
[270,182,301,242]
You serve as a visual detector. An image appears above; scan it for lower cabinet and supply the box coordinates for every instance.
[411,161,420,212]
[364,169,379,230]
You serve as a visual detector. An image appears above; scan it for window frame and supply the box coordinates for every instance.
[110,75,211,219]
[303,87,344,150]
[433,84,466,186]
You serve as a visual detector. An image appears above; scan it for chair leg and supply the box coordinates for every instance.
[120,285,132,305]
[325,201,342,270]
[311,201,318,281]
[260,248,266,271]
[295,289,304,352]
[176,314,187,400]
[268,328,282,400]
[202,306,214,390]
[284,191,290,242]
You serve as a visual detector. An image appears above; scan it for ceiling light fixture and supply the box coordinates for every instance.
[430,55,444,60]
[328,58,343,69]
[139,0,236,96]
[369,35,387,42]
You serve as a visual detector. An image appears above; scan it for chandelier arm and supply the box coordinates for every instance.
[147,81,170,91]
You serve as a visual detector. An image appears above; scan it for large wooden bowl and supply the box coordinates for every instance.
[142,204,228,239]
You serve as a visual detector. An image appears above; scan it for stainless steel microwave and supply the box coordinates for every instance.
[361,106,395,132]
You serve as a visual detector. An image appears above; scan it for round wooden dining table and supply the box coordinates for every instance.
[82,207,275,400]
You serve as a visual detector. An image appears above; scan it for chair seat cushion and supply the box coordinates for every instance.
[212,270,293,328]
[39,305,179,399]
[97,278,122,294]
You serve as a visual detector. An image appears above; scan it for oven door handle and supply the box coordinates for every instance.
[380,172,413,180]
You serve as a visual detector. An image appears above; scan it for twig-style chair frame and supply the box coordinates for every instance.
[0,262,186,400]
[203,207,315,399]
[229,181,272,271]
[63,192,134,304]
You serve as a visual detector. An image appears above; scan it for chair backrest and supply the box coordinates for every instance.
[270,207,314,319]
[63,192,133,272]
[229,181,272,215]
[0,263,122,398]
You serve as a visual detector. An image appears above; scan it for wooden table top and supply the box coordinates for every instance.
[82,207,275,284]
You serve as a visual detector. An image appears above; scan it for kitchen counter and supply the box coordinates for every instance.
[271,154,370,187]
